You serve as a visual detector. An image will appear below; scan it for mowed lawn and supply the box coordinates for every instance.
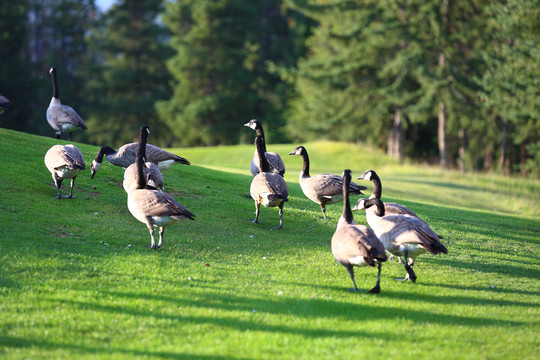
[0,128,539,359]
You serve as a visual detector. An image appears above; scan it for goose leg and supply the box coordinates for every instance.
[272,203,284,229]
[250,202,261,224]
[67,132,72,141]
[156,227,164,249]
[368,263,382,294]
[320,205,327,219]
[64,177,76,198]
[146,221,157,249]
[346,264,358,292]
[53,175,63,199]
[396,250,417,282]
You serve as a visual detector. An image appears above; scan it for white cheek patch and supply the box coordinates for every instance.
[92,160,101,172]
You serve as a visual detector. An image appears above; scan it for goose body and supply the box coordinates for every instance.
[244,119,285,176]
[331,170,387,293]
[355,198,447,282]
[46,66,87,140]
[44,144,86,199]
[250,135,288,228]
[127,126,194,249]
[123,162,164,193]
[91,142,189,179]
[288,145,366,219]
[0,95,13,114]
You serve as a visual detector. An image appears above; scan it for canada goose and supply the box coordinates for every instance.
[46,66,87,141]
[127,125,195,249]
[354,197,447,282]
[244,119,285,176]
[331,170,387,293]
[353,169,443,262]
[250,135,289,228]
[90,142,189,179]
[123,161,164,193]
[288,145,366,219]
[44,144,86,199]
[0,95,13,114]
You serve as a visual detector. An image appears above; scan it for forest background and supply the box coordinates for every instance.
[1,0,539,176]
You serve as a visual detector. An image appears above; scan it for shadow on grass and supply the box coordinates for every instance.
[0,336,249,360]
[55,289,525,329]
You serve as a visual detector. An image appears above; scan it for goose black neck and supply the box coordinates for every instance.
[136,126,149,190]
[365,198,385,217]
[255,135,271,173]
[371,171,382,199]
[50,67,59,99]
[342,170,354,224]
[95,146,116,162]
[300,149,310,177]
[255,127,267,152]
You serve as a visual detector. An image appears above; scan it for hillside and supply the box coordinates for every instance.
[0,128,538,359]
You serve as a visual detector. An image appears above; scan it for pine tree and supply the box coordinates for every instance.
[158,0,299,146]
[83,0,173,147]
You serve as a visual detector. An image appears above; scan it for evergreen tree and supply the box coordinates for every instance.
[482,0,540,176]
[159,0,300,146]
[83,0,173,147]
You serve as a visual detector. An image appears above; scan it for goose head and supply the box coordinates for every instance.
[358,170,376,181]
[90,160,101,179]
[288,146,306,156]
[49,66,57,75]
[244,119,261,130]
[352,198,385,217]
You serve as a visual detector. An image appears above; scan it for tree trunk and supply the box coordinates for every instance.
[499,117,508,174]
[387,109,404,160]
[483,145,494,172]
[458,128,466,173]
[438,101,448,168]
[520,141,527,176]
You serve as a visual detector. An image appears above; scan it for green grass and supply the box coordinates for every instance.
[0,127,539,359]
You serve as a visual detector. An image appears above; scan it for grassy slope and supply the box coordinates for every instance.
[0,128,538,359]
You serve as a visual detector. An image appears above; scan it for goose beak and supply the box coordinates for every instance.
[288,150,296,155]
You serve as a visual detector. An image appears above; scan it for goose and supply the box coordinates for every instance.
[127,125,195,249]
[90,142,190,179]
[244,119,285,176]
[44,144,86,199]
[250,135,289,229]
[353,169,443,262]
[288,145,366,219]
[0,95,13,114]
[123,161,164,193]
[331,169,387,293]
[354,197,447,282]
[46,66,87,141]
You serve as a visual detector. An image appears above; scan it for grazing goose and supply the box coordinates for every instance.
[0,95,13,114]
[44,144,86,199]
[90,142,190,179]
[123,161,164,193]
[288,145,366,219]
[353,169,443,262]
[46,66,87,141]
[250,135,289,229]
[331,170,387,293]
[354,197,447,283]
[244,119,285,176]
[127,126,195,249]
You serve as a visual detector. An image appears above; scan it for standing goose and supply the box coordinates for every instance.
[354,197,447,283]
[353,169,443,262]
[331,170,387,293]
[46,66,87,141]
[90,142,190,179]
[123,162,164,193]
[127,126,195,249]
[288,145,366,219]
[0,95,13,114]
[250,135,289,229]
[44,144,86,199]
[244,119,285,176]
